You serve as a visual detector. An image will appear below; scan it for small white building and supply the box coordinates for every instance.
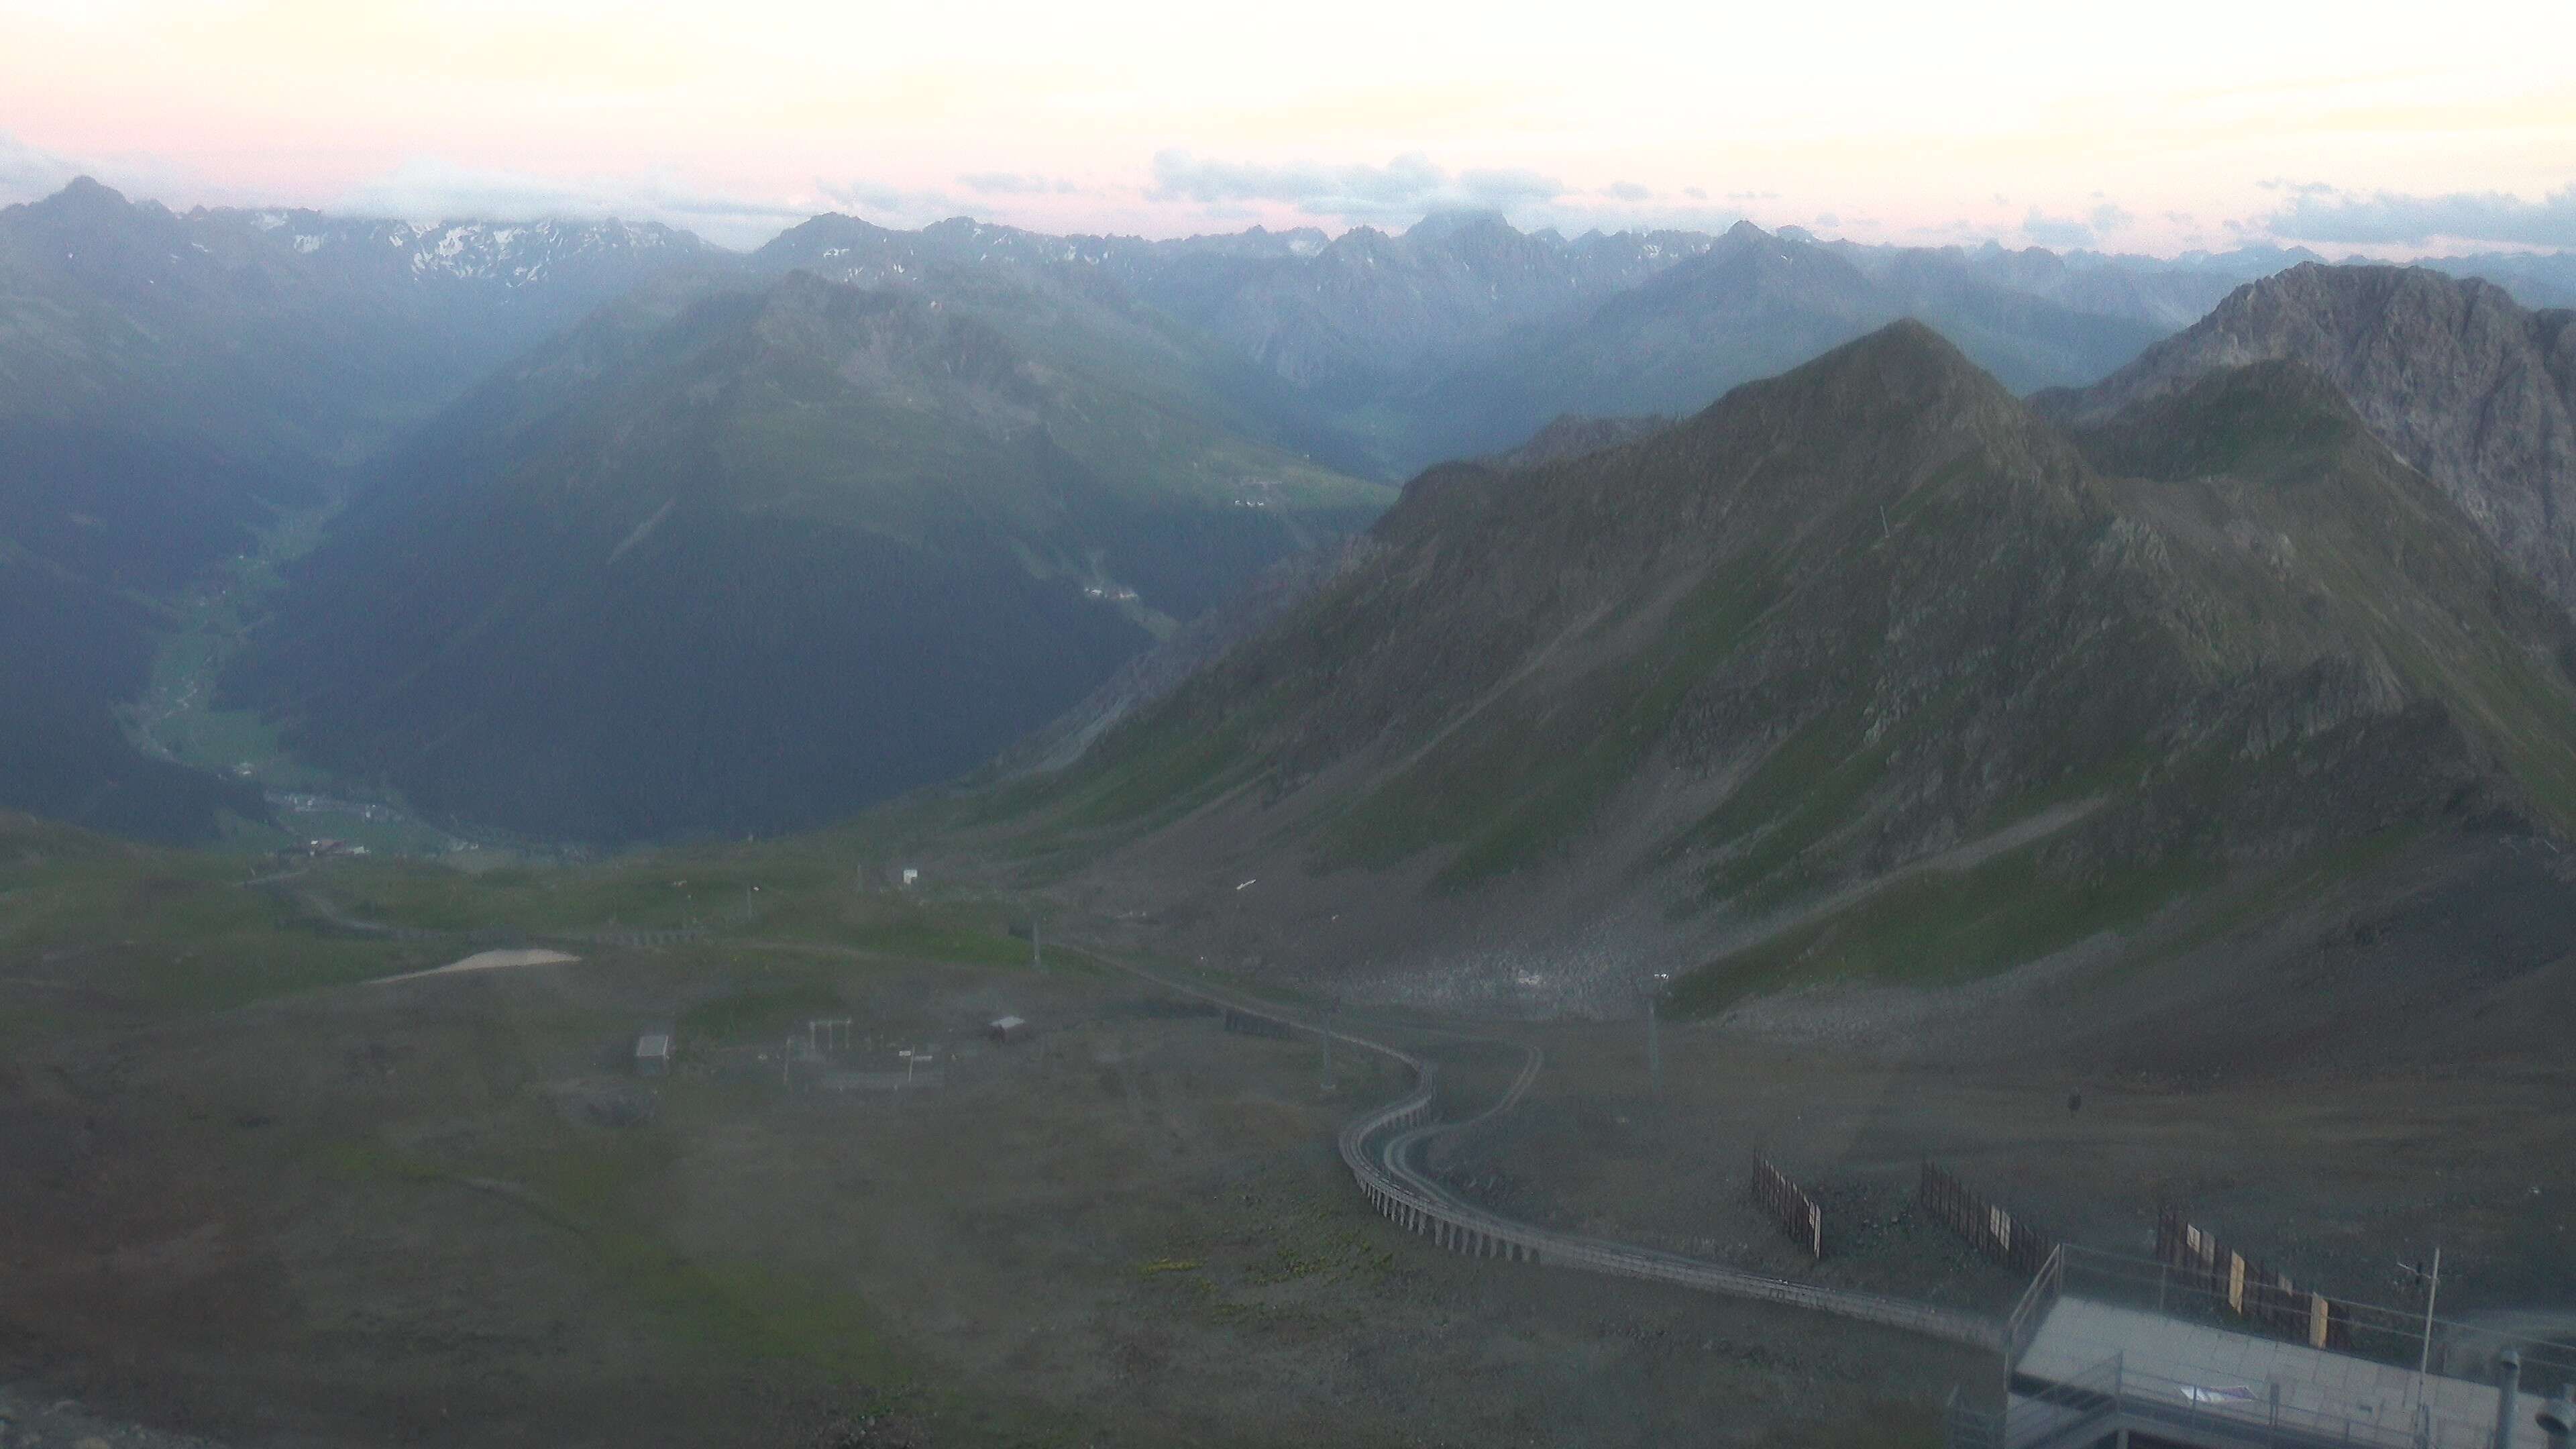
[900,867,919,888]
[987,1016,1029,1044]
[635,1032,673,1076]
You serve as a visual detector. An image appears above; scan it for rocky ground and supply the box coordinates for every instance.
[0,1388,228,1449]
[0,921,1981,1449]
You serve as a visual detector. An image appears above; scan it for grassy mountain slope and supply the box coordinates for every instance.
[224,270,1389,844]
[975,322,2576,1010]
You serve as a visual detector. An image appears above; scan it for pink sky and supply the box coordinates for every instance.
[2,0,2571,255]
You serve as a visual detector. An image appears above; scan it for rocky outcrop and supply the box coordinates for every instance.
[2049,263,2576,614]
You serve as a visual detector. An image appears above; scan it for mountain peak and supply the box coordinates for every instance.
[1775,317,2004,409]
[26,174,142,220]
[1405,208,1514,244]
[1658,318,2050,499]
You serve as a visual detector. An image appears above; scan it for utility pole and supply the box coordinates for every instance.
[1321,996,1338,1093]
[1647,991,1660,1097]
[1031,911,1042,971]
[1644,971,1670,1099]
[2417,1245,2443,1382]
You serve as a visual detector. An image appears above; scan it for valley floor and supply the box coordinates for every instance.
[4,842,2569,1448]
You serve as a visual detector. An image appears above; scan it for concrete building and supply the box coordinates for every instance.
[1955,1246,2572,1449]
[634,1032,672,1076]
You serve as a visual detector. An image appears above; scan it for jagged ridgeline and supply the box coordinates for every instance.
[223,269,1389,844]
[1006,321,2576,1006]
[2046,262,2576,615]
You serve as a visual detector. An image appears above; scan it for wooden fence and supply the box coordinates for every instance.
[1752,1153,1824,1260]
[1918,1161,2057,1276]
[2155,1206,2360,1350]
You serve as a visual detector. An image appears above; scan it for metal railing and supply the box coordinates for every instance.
[1320,1014,2004,1347]
[1996,1351,2510,1449]
[2052,1246,2576,1387]
[1089,949,2010,1350]
[2001,1244,2067,1393]
[2006,1350,2122,1449]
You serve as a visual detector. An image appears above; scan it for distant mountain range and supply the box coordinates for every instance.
[4,174,2573,847]
[739,205,2576,479]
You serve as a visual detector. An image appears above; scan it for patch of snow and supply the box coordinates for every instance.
[292,233,325,254]
[607,497,677,564]
[381,949,582,983]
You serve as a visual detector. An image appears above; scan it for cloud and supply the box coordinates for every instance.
[958,170,1073,196]
[1605,180,1652,202]
[1684,186,1709,201]
[2021,207,2096,248]
[818,178,968,227]
[2257,182,2576,248]
[1727,189,1780,202]
[1813,211,1841,227]
[337,158,810,247]
[2089,202,2135,233]
[0,130,87,207]
[1146,149,1564,223]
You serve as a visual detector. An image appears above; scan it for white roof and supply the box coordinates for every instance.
[990,1016,1027,1030]
[635,1033,672,1055]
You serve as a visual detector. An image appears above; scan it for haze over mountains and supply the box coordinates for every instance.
[4,174,2573,853]
[226,268,1383,842]
[0,178,720,839]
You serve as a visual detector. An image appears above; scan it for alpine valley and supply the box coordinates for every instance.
[7,174,2573,864]
[8,164,2576,1449]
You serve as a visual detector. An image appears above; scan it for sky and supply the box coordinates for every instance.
[1,0,2571,256]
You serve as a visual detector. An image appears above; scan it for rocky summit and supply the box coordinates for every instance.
[2047,262,2576,616]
